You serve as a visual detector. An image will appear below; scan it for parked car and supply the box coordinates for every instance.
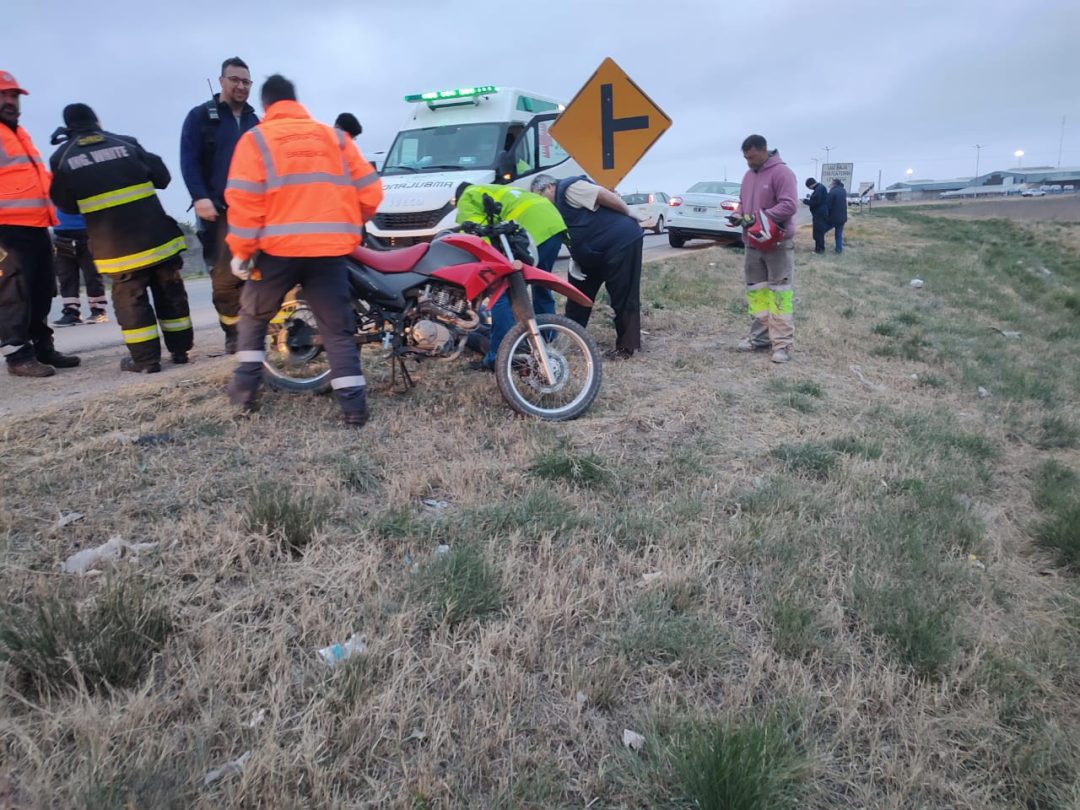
[620,191,671,233]
[1021,188,1047,197]
[666,181,742,247]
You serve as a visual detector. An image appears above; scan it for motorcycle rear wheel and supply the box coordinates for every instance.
[262,299,333,393]
[494,314,602,421]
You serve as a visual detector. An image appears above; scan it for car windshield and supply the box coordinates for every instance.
[382,123,506,175]
[621,193,649,205]
[687,181,741,195]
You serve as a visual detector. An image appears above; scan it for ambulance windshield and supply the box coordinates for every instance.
[382,123,507,176]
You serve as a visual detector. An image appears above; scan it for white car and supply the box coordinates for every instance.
[666,181,742,247]
[1021,188,1047,197]
[620,191,671,233]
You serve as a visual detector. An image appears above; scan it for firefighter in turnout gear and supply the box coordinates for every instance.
[0,69,82,377]
[49,103,193,373]
[225,74,383,426]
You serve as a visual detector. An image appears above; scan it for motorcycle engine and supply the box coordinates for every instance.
[409,320,454,354]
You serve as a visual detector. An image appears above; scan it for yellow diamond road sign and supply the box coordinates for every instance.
[549,57,672,190]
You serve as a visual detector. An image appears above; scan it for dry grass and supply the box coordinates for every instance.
[1,210,1079,808]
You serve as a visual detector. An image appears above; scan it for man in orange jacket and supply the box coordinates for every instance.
[0,70,81,377]
[225,74,383,427]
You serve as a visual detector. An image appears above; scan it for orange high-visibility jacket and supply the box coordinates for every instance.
[225,100,383,259]
[0,124,56,228]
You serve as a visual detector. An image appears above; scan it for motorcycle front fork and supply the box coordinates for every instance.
[507,271,556,386]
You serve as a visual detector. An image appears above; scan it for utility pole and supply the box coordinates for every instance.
[1059,116,1066,168]
[823,146,834,164]
[812,157,819,178]
[973,144,984,179]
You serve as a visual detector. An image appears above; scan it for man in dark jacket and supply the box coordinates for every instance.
[179,56,259,352]
[530,173,644,359]
[50,103,192,373]
[826,179,848,253]
[803,177,828,253]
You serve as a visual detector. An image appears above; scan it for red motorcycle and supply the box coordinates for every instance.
[263,202,603,421]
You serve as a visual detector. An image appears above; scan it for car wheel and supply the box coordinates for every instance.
[668,230,685,248]
[654,216,665,235]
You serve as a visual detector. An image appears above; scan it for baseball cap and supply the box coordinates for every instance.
[0,71,29,95]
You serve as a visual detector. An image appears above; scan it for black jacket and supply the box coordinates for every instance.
[49,129,184,274]
[826,184,848,226]
[805,183,827,220]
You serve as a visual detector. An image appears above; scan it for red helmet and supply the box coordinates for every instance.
[745,210,785,251]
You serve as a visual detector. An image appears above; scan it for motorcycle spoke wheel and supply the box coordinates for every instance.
[494,314,602,421]
[262,301,333,393]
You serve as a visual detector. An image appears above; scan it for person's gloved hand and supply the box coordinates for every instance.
[230,256,252,281]
[729,212,755,228]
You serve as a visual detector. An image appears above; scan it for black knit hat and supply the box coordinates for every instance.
[334,112,361,138]
[62,103,98,131]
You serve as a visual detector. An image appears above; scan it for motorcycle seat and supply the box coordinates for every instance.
[351,242,429,273]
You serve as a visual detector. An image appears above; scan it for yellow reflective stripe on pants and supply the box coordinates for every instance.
[219,314,240,326]
[122,325,159,344]
[746,287,771,316]
[160,316,192,332]
[769,288,794,315]
[76,182,156,214]
[95,237,185,274]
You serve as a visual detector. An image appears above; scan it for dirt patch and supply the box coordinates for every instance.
[924,194,1080,222]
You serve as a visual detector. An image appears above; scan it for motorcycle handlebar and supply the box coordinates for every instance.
[459,219,522,239]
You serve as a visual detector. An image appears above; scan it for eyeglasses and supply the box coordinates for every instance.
[223,76,253,87]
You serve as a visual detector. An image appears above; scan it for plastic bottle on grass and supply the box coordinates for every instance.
[317,632,366,667]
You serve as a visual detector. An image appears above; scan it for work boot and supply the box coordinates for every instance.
[86,308,109,324]
[342,408,369,428]
[36,349,81,368]
[52,309,83,327]
[171,352,189,364]
[736,338,770,352]
[7,357,56,377]
[227,377,258,412]
[223,324,238,355]
[120,356,161,374]
[338,386,369,428]
[770,348,791,364]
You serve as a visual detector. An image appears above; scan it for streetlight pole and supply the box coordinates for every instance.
[973,144,984,178]
[823,146,834,164]
[812,157,819,178]
[1014,149,1024,168]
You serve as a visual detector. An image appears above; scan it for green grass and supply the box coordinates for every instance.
[767,379,825,413]
[1031,460,1080,572]
[618,584,722,673]
[670,719,805,810]
[528,440,612,487]
[243,489,330,556]
[0,577,172,696]
[769,597,825,660]
[1035,414,1079,449]
[771,442,839,480]
[410,544,504,628]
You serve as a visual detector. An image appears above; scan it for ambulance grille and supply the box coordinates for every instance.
[373,203,453,231]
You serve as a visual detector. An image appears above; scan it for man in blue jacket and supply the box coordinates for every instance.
[826,179,848,253]
[802,177,828,254]
[179,56,259,352]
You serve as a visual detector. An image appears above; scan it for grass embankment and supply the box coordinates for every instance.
[1,209,1078,808]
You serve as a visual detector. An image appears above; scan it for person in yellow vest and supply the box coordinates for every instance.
[0,70,81,377]
[454,181,566,371]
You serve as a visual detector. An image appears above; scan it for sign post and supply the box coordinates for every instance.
[548,57,671,190]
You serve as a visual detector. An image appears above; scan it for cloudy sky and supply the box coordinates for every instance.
[8,0,1077,219]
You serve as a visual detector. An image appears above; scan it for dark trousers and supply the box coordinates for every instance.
[53,229,106,310]
[0,226,56,364]
[482,234,560,366]
[198,215,244,331]
[811,215,828,252]
[230,254,366,415]
[564,237,643,353]
[110,256,193,363]
[833,222,845,253]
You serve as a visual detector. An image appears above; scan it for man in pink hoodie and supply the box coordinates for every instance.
[733,134,798,363]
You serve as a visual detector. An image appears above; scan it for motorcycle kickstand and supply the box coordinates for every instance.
[389,355,415,391]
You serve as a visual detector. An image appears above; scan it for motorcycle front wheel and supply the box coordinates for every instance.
[494,314,603,421]
[262,298,333,393]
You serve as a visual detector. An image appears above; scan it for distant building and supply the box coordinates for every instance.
[886,167,1080,200]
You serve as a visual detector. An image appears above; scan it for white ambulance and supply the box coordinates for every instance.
[368,85,584,246]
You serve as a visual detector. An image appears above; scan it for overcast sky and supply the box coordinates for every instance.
[8,0,1077,219]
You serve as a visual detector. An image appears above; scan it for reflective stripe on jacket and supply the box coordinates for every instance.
[48,130,184,274]
[455,184,566,245]
[224,100,384,259]
[0,124,56,228]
